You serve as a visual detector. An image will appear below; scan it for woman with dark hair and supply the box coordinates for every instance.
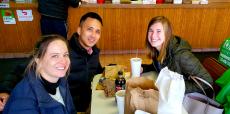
[3,35,76,114]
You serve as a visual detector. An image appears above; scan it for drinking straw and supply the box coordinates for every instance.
[136,48,138,58]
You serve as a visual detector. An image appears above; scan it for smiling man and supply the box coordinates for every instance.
[68,12,104,113]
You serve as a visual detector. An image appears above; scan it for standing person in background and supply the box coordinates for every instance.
[38,0,81,38]
[3,35,76,114]
[68,12,103,113]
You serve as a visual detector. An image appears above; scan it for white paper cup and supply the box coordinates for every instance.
[135,110,151,114]
[115,90,125,114]
[130,58,142,77]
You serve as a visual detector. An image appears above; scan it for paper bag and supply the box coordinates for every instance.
[183,76,223,114]
[183,92,223,114]
[130,87,158,114]
[155,67,187,114]
[124,77,158,114]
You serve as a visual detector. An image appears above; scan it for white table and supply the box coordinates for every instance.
[90,72,157,114]
[91,74,118,114]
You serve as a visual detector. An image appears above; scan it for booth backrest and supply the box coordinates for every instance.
[202,57,228,92]
[202,57,227,81]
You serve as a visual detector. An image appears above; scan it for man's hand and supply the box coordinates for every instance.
[0,93,9,111]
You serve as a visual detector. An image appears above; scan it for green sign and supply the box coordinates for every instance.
[1,9,16,24]
[219,38,230,68]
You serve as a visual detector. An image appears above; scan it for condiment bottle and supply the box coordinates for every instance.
[115,70,126,92]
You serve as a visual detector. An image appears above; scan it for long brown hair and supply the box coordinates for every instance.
[145,16,173,63]
[25,34,70,77]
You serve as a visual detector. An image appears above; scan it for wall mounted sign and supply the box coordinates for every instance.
[16,10,33,21]
[0,3,9,8]
[1,9,16,24]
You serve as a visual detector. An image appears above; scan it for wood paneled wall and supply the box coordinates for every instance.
[1,2,230,55]
[0,2,40,53]
[68,4,230,52]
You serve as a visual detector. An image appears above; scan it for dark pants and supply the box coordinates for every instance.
[72,89,92,112]
[40,15,67,38]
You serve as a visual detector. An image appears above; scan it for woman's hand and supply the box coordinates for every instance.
[0,92,9,111]
[141,67,143,74]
